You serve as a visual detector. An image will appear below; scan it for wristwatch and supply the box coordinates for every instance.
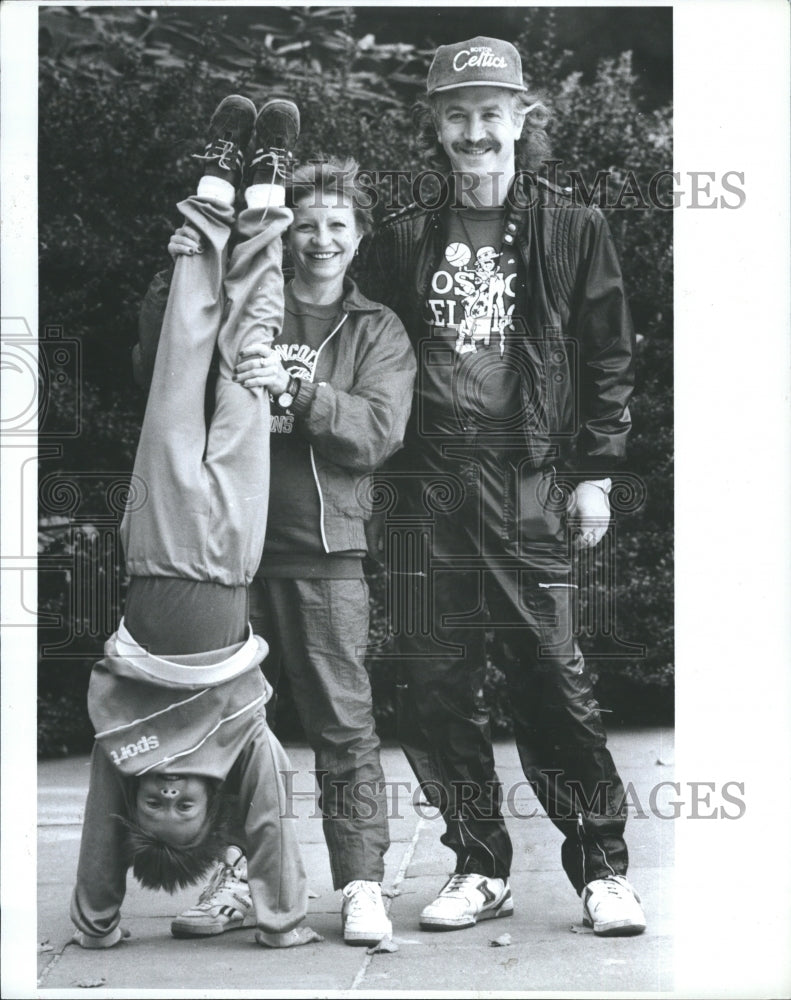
[276,376,301,409]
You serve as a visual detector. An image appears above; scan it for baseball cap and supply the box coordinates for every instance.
[427,36,527,96]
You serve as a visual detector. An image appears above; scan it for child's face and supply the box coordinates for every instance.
[135,773,211,846]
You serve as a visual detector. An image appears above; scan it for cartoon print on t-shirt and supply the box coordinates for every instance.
[455,245,511,355]
[428,241,517,357]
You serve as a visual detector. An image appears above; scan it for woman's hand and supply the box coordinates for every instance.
[168,224,202,260]
[235,343,291,395]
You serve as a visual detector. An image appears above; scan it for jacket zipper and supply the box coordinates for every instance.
[308,312,348,553]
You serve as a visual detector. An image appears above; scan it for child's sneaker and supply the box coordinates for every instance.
[170,846,256,937]
[192,95,257,189]
[582,874,647,936]
[249,99,300,186]
[341,880,392,946]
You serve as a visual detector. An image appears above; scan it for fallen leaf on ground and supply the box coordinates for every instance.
[37,941,54,954]
[367,934,399,954]
[490,933,512,947]
[74,977,107,988]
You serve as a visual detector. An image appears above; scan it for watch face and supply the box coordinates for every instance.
[278,392,294,408]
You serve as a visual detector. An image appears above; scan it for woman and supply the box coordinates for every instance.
[137,157,416,946]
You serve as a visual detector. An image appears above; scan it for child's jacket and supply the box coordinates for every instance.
[70,625,308,941]
[90,620,272,780]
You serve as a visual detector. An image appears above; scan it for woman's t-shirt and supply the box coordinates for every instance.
[258,285,364,579]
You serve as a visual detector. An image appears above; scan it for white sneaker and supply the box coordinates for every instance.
[419,874,513,931]
[341,880,392,946]
[582,875,647,936]
[171,846,256,937]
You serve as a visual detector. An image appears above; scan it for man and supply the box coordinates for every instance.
[360,37,646,937]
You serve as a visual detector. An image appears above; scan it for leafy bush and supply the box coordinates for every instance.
[37,7,673,753]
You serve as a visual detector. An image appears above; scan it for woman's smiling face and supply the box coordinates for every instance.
[287,193,361,293]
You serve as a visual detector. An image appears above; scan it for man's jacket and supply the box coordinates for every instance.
[356,172,635,477]
[135,274,417,555]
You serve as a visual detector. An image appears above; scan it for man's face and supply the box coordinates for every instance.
[434,87,524,183]
[135,773,210,847]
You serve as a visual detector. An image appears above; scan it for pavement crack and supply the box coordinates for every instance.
[349,817,427,989]
[37,947,65,987]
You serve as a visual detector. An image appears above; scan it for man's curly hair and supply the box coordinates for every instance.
[412,84,554,174]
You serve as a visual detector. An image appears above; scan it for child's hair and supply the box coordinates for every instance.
[116,813,228,893]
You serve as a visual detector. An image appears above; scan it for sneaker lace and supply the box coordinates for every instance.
[587,876,631,911]
[440,873,481,898]
[344,880,379,917]
[198,859,246,906]
[192,139,243,172]
[250,148,296,181]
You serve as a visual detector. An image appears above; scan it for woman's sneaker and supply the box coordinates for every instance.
[419,874,513,930]
[170,846,256,937]
[192,95,257,189]
[582,875,647,936]
[341,880,392,946]
[249,99,300,186]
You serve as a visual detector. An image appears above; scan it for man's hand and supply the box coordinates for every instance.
[71,927,130,949]
[235,343,290,395]
[567,480,612,549]
[168,223,202,260]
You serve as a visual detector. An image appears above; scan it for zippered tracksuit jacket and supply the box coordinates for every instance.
[70,192,310,942]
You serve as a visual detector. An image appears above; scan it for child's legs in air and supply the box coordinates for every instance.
[121,192,291,593]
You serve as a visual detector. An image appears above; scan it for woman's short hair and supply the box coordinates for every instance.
[287,156,373,237]
[413,84,553,174]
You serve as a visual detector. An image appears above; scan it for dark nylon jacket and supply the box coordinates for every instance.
[134,273,417,554]
[356,173,635,476]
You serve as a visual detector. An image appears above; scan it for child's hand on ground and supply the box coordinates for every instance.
[168,224,202,259]
[71,927,130,949]
[255,925,323,948]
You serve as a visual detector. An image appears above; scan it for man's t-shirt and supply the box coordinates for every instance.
[258,285,364,579]
[420,207,523,437]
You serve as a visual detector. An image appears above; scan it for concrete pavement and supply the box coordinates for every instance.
[35,728,674,994]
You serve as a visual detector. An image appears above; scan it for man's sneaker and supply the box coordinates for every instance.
[192,95,257,188]
[249,98,300,186]
[341,880,392,946]
[419,874,513,931]
[170,846,256,937]
[582,875,647,937]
